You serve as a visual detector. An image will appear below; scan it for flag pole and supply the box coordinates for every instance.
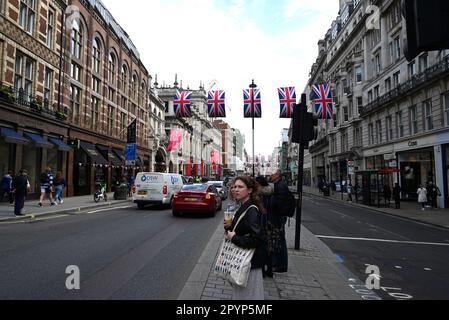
[250,80,257,178]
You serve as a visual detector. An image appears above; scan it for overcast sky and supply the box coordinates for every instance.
[103,0,340,157]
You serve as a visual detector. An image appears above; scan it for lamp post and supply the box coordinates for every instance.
[249,79,257,178]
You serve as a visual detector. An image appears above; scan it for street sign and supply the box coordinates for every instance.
[347,160,354,167]
[125,143,136,166]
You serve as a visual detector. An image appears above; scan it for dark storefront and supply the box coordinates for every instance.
[355,169,399,207]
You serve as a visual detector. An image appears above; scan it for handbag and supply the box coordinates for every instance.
[214,205,258,288]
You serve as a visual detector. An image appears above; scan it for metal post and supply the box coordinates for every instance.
[295,94,307,251]
[249,80,257,178]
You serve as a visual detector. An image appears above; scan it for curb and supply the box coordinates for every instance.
[302,190,449,231]
[0,199,132,223]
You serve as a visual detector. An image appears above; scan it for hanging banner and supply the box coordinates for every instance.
[207,90,226,118]
[243,89,262,118]
[166,129,183,152]
[173,91,192,117]
[278,87,296,118]
[311,83,334,120]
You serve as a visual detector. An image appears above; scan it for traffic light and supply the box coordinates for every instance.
[302,112,319,142]
[402,0,449,61]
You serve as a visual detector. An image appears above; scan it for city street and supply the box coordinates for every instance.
[0,203,222,300]
[302,194,449,300]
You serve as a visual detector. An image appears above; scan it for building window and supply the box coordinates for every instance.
[389,2,401,30]
[91,76,101,94]
[375,120,382,144]
[107,105,115,135]
[355,65,362,83]
[343,106,349,122]
[357,97,363,115]
[375,54,381,74]
[424,100,433,131]
[408,61,416,78]
[70,85,81,124]
[132,75,138,100]
[120,112,127,137]
[419,54,428,72]
[92,38,101,74]
[14,52,34,101]
[121,97,127,112]
[47,9,55,48]
[385,78,391,92]
[396,111,404,138]
[444,92,449,127]
[121,65,128,93]
[409,105,418,135]
[70,62,82,82]
[108,53,116,85]
[368,90,373,103]
[371,30,381,48]
[354,126,362,146]
[349,100,353,119]
[393,71,400,87]
[386,116,393,141]
[394,36,401,61]
[91,96,100,128]
[374,85,379,99]
[368,123,374,145]
[19,0,35,34]
[108,87,115,103]
[44,68,53,108]
[70,20,82,60]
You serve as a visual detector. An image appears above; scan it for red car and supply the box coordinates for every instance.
[172,184,222,217]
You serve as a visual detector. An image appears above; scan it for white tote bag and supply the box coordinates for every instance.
[214,205,257,287]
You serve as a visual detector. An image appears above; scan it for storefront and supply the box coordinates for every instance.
[397,147,435,200]
[355,168,400,207]
[0,127,25,176]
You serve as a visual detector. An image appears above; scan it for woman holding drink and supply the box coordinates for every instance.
[223,176,266,299]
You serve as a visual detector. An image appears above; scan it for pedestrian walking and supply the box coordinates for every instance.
[393,183,401,209]
[417,185,427,211]
[255,176,275,278]
[427,181,441,209]
[11,169,29,216]
[0,170,14,204]
[347,182,353,201]
[223,176,266,300]
[270,169,289,273]
[383,184,391,206]
[38,167,55,207]
[54,171,67,204]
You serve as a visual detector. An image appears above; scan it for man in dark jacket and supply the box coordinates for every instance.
[12,169,29,216]
[393,183,401,209]
[270,169,289,273]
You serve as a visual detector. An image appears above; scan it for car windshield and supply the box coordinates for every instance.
[213,184,223,188]
[181,184,208,191]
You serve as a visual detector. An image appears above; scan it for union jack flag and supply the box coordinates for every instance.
[173,91,192,118]
[311,83,334,120]
[207,90,226,118]
[243,89,261,118]
[278,87,296,118]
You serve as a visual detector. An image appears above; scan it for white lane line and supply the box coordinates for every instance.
[87,206,133,214]
[395,266,403,269]
[424,268,432,271]
[316,235,449,247]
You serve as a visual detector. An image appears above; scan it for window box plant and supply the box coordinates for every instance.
[30,98,43,112]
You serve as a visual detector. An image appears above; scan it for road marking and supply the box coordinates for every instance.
[395,266,403,269]
[86,206,133,214]
[316,235,449,247]
[424,268,432,271]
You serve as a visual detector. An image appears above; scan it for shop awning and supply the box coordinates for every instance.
[113,149,125,162]
[48,137,72,152]
[79,141,108,165]
[0,127,29,144]
[23,132,53,148]
[96,145,122,166]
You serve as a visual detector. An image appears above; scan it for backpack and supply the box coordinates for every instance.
[279,190,296,217]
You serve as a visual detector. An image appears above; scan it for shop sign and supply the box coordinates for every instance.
[389,160,397,167]
[408,140,418,148]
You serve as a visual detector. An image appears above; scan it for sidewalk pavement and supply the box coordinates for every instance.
[179,217,367,300]
[299,186,449,230]
[0,193,131,222]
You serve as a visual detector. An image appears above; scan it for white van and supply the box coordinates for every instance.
[133,172,184,209]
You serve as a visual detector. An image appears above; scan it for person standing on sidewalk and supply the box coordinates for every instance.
[428,181,441,209]
[393,183,401,209]
[223,176,266,300]
[270,169,289,273]
[11,169,29,216]
[417,185,427,211]
[0,170,14,204]
[38,167,55,207]
[383,184,391,206]
[54,171,67,204]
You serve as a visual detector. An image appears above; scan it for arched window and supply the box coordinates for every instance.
[121,64,128,92]
[70,20,82,60]
[140,82,146,105]
[92,38,101,74]
[108,52,116,85]
[132,74,138,99]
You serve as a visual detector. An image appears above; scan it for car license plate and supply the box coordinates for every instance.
[138,191,147,195]
[184,198,197,202]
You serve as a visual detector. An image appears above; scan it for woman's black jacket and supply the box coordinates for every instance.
[230,200,265,269]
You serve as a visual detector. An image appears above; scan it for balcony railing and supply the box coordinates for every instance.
[0,84,67,121]
[361,58,449,116]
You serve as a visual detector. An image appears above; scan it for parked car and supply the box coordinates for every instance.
[206,181,227,200]
[172,184,222,217]
[133,172,183,209]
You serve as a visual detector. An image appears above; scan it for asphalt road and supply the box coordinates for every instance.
[0,202,223,300]
[301,194,449,300]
